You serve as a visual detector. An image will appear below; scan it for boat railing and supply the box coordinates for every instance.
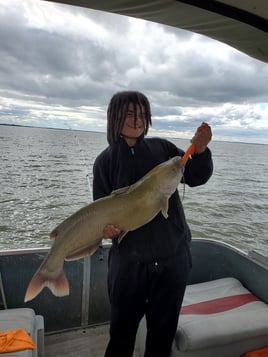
[0,239,267,333]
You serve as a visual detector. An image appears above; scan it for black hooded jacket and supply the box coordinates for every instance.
[93,137,213,262]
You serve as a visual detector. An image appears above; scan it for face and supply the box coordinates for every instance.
[121,103,145,146]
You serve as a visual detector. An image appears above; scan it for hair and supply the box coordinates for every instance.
[107,91,152,145]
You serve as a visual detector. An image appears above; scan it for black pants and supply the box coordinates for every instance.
[104,244,191,357]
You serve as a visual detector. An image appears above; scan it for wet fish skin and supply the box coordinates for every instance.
[24,156,183,302]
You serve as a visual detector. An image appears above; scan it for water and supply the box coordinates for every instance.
[1,125,267,255]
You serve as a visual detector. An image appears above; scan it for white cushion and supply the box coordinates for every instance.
[176,278,268,352]
[0,308,44,357]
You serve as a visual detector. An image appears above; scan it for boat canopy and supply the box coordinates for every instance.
[46,0,268,63]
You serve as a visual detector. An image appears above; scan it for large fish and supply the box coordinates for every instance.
[24,156,183,302]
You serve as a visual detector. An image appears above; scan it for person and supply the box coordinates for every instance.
[93,91,213,357]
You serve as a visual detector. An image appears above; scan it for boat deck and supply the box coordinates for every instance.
[45,324,141,357]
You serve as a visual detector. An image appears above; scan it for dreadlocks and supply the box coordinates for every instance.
[107,91,152,145]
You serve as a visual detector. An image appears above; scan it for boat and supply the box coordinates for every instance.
[1,239,268,356]
[1,1,268,356]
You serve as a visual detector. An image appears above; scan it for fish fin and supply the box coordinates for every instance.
[117,231,128,244]
[24,266,69,302]
[50,229,57,239]
[65,240,101,261]
[161,197,169,219]
[111,186,130,195]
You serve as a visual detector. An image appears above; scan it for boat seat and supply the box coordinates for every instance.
[0,308,44,357]
[136,277,268,357]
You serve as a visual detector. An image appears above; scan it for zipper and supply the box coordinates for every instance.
[130,146,136,183]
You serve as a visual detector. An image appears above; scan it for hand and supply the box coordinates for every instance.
[191,122,212,154]
[103,224,121,239]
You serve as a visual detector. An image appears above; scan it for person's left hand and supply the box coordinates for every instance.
[191,122,212,154]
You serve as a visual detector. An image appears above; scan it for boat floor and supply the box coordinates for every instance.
[45,324,141,357]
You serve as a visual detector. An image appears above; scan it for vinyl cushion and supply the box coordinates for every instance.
[0,308,44,357]
[176,278,268,351]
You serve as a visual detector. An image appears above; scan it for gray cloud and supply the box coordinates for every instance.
[0,0,267,144]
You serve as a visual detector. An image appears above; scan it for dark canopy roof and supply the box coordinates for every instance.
[47,0,268,63]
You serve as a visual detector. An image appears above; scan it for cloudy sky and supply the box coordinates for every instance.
[1,0,268,144]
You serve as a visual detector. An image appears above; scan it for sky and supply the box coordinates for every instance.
[0,0,268,144]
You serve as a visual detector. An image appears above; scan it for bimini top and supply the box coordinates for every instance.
[46,0,268,63]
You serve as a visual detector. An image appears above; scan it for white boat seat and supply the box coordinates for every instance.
[0,308,44,357]
[136,277,268,357]
[172,277,268,357]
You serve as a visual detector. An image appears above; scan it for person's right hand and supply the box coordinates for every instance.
[103,224,121,239]
[191,122,212,154]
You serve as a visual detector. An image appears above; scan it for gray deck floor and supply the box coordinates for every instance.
[45,324,141,357]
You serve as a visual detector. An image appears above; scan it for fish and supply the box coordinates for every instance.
[24,156,183,302]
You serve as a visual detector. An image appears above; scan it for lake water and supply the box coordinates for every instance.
[1,125,267,255]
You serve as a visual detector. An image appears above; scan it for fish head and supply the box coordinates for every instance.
[154,156,183,195]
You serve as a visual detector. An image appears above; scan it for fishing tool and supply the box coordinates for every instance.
[181,122,209,165]
[181,143,196,165]
[180,122,207,196]
[179,143,195,200]
[180,122,209,198]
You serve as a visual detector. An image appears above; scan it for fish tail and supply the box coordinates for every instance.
[24,265,69,302]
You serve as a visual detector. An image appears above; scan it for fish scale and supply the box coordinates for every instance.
[24,156,183,302]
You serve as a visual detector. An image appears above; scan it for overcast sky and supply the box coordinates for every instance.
[1,0,268,144]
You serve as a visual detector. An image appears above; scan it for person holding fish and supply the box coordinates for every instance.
[93,91,213,357]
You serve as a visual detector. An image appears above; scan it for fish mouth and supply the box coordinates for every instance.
[173,156,184,169]
[172,156,181,164]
